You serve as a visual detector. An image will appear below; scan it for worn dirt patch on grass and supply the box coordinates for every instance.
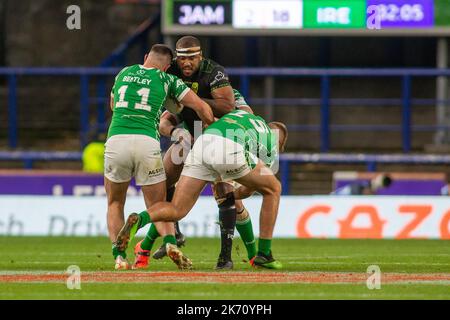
[1,272,450,284]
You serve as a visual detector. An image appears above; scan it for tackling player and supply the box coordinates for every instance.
[105,44,214,270]
[117,110,288,269]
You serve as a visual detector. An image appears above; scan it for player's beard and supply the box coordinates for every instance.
[182,68,194,77]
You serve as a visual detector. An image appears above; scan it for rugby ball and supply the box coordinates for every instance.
[164,97,184,114]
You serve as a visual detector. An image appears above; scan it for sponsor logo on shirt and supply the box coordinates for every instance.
[210,71,228,87]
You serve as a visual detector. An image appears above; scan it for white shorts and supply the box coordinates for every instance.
[104,134,166,186]
[182,134,251,182]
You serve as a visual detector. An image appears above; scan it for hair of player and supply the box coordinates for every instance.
[268,121,288,152]
[176,36,201,49]
[150,44,174,65]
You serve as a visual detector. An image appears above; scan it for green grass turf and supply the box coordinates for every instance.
[0,237,449,300]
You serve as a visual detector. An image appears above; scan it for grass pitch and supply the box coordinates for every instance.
[0,237,449,300]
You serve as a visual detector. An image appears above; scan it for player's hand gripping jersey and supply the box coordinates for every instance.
[108,65,189,140]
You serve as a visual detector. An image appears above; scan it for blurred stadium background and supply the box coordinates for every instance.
[0,0,450,300]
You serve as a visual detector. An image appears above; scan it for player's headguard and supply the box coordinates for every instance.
[176,36,202,57]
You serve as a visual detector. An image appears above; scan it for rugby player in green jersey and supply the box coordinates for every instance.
[106,44,214,270]
[118,110,288,269]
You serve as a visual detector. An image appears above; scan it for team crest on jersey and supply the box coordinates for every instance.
[191,82,199,93]
[137,69,146,76]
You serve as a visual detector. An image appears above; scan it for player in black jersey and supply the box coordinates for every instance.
[149,36,255,269]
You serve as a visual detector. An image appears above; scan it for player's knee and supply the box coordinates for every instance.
[216,191,235,209]
[213,182,234,201]
[235,199,244,212]
[273,180,282,195]
[214,182,235,209]
[260,180,281,197]
[236,206,249,221]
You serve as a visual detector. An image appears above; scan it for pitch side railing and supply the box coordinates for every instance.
[2,67,450,151]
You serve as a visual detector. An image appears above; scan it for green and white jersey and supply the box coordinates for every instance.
[233,89,249,109]
[108,65,190,140]
[205,110,278,169]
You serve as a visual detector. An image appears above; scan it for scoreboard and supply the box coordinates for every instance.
[162,0,450,36]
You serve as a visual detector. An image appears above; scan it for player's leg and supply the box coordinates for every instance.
[166,142,190,247]
[133,181,175,269]
[152,144,187,259]
[119,135,205,269]
[139,176,207,269]
[122,134,215,267]
[144,144,212,268]
[223,179,257,262]
[149,175,208,222]
[115,135,186,269]
[234,161,282,269]
[213,182,237,270]
[235,199,257,261]
[105,177,131,269]
[165,142,186,188]
[104,135,135,270]
[204,134,258,269]
[143,184,178,253]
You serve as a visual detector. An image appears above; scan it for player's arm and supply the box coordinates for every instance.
[203,85,235,117]
[203,67,235,117]
[110,94,114,111]
[159,110,191,146]
[180,89,215,125]
[159,110,181,137]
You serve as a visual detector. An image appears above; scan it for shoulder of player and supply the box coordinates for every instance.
[155,69,179,83]
[200,58,225,74]
[115,65,135,78]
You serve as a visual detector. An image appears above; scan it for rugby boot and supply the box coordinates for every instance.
[152,243,167,260]
[250,251,283,270]
[132,240,150,269]
[166,243,192,270]
[215,256,233,270]
[114,255,131,270]
[116,213,140,251]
